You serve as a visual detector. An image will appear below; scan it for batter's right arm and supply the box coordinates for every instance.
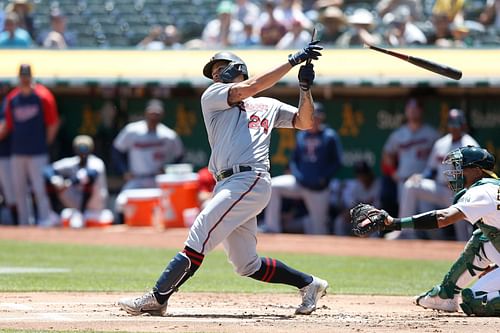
[228,42,322,105]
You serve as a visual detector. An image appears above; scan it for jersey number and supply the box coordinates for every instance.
[248,115,269,134]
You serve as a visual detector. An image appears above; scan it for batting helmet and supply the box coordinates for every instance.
[203,51,248,83]
[443,146,496,192]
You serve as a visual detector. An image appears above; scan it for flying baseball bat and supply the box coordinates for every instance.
[364,44,462,81]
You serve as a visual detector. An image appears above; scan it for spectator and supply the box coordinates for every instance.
[163,25,183,49]
[274,0,313,31]
[137,25,165,50]
[5,0,35,39]
[43,135,108,225]
[0,102,17,225]
[0,12,32,48]
[257,0,287,46]
[375,0,424,23]
[398,109,479,241]
[336,8,382,47]
[112,99,184,224]
[426,12,454,47]
[316,6,347,45]
[262,103,343,234]
[479,0,500,32]
[333,160,381,236]
[237,21,260,47]
[432,0,465,26]
[383,5,427,46]
[201,0,245,48]
[0,64,60,226]
[36,9,77,49]
[276,19,311,49]
[233,0,261,24]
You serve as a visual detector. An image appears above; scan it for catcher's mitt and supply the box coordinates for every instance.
[350,203,389,237]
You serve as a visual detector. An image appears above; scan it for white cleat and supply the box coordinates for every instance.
[118,291,168,316]
[415,286,460,312]
[295,276,329,315]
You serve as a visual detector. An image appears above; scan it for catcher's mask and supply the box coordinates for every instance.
[203,51,249,83]
[443,146,497,192]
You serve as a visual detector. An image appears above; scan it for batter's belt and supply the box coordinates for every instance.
[215,165,253,182]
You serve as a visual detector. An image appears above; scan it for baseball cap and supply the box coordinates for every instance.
[145,99,164,113]
[353,160,372,175]
[18,64,32,77]
[447,108,466,128]
[73,135,94,155]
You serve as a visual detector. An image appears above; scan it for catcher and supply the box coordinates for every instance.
[350,145,500,316]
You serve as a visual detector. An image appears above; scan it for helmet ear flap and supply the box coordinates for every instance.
[219,62,248,83]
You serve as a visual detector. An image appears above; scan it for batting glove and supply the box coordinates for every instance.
[288,40,323,67]
[298,63,315,91]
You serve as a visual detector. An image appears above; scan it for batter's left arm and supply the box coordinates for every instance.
[293,90,314,130]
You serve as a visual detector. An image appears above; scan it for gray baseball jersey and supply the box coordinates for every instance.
[383,124,439,181]
[185,82,297,275]
[113,120,183,176]
[201,82,296,175]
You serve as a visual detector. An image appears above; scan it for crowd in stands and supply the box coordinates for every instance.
[0,0,498,49]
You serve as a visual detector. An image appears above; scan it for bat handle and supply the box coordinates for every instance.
[306,27,317,65]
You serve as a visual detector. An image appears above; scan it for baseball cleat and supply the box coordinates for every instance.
[295,276,329,315]
[118,291,168,316]
[415,286,460,312]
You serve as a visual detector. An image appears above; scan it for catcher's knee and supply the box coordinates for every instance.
[460,288,500,316]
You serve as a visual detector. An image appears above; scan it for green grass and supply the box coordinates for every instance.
[0,240,452,295]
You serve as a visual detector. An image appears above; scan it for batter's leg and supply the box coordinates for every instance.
[263,174,302,233]
[222,218,328,315]
[11,155,31,225]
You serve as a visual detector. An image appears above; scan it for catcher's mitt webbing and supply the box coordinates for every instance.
[350,203,389,236]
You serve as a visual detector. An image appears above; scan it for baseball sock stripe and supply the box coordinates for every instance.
[201,173,261,253]
[261,257,272,282]
[265,258,277,282]
[182,247,205,268]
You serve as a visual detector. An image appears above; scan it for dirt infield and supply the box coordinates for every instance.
[2,226,499,333]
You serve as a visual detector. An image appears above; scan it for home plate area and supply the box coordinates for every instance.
[1,292,498,333]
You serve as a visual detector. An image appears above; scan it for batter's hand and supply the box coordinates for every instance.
[298,63,315,91]
[288,40,323,67]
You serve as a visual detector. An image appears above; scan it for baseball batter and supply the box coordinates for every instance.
[399,109,479,240]
[353,146,500,316]
[119,42,329,316]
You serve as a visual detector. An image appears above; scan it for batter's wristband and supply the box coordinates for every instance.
[393,211,438,230]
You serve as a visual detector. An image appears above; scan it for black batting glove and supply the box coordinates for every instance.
[298,63,315,91]
[288,40,323,67]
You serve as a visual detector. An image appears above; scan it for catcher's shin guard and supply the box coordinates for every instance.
[460,289,500,316]
[437,229,492,298]
[154,247,204,301]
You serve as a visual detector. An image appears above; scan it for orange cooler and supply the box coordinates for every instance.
[156,173,200,228]
[123,188,163,227]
